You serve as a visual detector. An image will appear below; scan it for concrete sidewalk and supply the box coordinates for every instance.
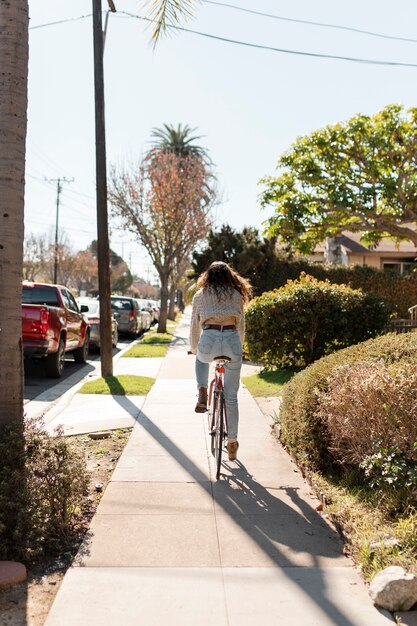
[45,311,393,626]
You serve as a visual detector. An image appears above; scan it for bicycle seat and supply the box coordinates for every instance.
[214,355,231,362]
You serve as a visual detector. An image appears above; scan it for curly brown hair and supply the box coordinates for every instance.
[197,261,252,303]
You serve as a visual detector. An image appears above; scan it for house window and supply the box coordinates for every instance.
[383,261,417,275]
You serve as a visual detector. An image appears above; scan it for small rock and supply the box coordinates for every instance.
[89,431,111,440]
[0,562,27,586]
[315,502,324,511]
[369,538,399,552]
[369,566,417,611]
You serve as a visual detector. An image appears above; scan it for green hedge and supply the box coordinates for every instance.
[279,332,417,471]
[245,274,389,368]
[261,257,417,319]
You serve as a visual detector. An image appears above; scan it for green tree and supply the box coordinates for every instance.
[191,224,278,295]
[261,104,417,254]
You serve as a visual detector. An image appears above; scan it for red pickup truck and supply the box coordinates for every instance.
[22,282,90,378]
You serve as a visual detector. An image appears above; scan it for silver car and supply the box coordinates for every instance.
[110,296,142,337]
[78,297,118,349]
[136,299,152,331]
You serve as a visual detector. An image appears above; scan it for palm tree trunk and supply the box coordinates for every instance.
[0,1,29,426]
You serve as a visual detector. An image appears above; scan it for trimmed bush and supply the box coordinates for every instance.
[245,274,389,368]
[280,332,417,470]
[316,361,417,467]
[259,256,417,319]
[314,361,417,512]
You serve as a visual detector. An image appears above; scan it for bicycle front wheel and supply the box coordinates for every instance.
[215,391,225,480]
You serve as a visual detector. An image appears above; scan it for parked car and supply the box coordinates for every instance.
[136,299,152,331]
[22,281,90,378]
[148,299,160,323]
[110,296,142,337]
[77,297,119,350]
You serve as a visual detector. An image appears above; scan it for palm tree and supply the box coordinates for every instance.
[150,123,209,161]
[146,0,198,43]
[0,1,29,428]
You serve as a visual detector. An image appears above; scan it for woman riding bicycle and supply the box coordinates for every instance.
[189,261,252,461]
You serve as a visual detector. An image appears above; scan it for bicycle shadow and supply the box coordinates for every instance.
[212,458,342,565]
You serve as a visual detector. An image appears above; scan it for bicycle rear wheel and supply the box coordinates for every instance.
[215,392,225,480]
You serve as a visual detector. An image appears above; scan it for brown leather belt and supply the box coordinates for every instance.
[203,324,236,331]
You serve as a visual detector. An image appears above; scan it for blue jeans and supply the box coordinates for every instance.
[195,328,242,441]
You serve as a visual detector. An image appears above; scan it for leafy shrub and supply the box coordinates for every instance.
[0,421,26,560]
[258,255,417,319]
[0,418,89,563]
[245,274,389,368]
[361,444,417,513]
[280,332,417,470]
[316,362,417,465]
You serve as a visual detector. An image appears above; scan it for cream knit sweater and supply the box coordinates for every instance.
[189,287,245,353]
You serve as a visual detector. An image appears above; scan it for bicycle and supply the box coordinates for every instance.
[207,355,231,480]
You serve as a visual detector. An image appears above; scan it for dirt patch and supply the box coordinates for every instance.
[0,428,132,626]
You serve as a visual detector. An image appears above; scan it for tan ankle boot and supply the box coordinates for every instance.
[227,441,239,461]
[195,387,208,413]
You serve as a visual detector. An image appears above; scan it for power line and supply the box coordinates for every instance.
[29,13,92,30]
[29,10,417,68]
[117,12,417,69]
[203,0,417,45]
[27,139,67,176]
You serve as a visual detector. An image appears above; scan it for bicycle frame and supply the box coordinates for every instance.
[208,359,229,479]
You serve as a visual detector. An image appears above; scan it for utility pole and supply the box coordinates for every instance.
[46,177,73,284]
[92,0,116,377]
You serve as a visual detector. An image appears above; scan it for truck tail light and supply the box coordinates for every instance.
[40,309,49,335]
[129,311,135,320]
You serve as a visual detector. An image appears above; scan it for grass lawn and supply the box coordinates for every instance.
[123,343,169,358]
[122,313,181,358]
[242,369,295,397]
[78,374,155,395]
[123,323,177,357]
[141,332,173,345]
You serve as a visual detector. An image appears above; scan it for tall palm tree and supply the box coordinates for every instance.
[150,123,209,161]
[0,1,29,428]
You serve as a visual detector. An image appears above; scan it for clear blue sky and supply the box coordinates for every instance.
[26,0,417,279]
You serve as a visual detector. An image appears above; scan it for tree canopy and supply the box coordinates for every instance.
[150,123,208,161]
[261,104,417,253]
[191,224,278,295]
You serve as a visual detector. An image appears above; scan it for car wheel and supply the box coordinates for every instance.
[74,332,89,364]
[45,339,65,378]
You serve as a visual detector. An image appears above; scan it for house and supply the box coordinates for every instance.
[309,231,417,275]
